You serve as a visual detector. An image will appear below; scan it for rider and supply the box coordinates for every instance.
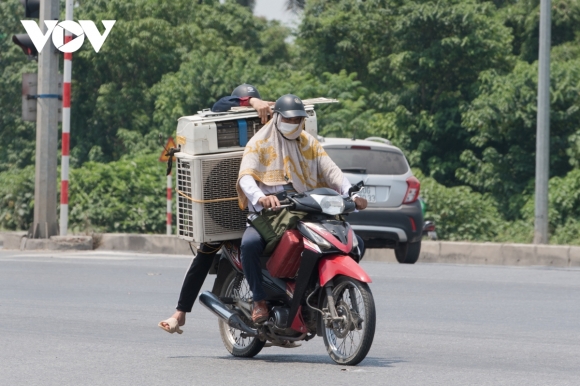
[236,94,367,324]
[158,84,272,334]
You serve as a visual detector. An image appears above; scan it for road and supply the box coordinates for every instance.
[0,250,578,386]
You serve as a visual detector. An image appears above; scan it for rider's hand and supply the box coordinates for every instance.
[354,196,368,210]
[258,195,281,210]
[249,98,273,124]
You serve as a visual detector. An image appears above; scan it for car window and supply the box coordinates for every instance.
[325,148,409,175]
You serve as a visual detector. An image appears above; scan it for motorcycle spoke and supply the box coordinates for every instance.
[223,275,255,349]
[325,282,367,360]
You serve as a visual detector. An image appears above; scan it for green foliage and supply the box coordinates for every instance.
[416,169,504,241]
[0,0,38,172]
[520,168,580,244]
[1,0,580,241]
[68,154,170,233]
[460,57,580,218]
[498,0,580,62]
[67,0,289,165]
[0,166,35,230]
[300,0,515,185]
[259,70,373,138]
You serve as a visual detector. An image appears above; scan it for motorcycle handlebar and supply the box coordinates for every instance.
[265,204,294,212]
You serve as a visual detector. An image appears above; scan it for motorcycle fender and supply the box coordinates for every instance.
[318,254,372,287]
[211,257,235,296]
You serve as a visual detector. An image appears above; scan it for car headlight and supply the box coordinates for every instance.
[311,194,345,215]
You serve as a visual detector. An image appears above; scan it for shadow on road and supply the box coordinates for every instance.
[169,354,404,368]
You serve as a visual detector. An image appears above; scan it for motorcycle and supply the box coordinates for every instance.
[199,182,376,366]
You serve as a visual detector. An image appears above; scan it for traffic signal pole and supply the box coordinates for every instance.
[534,0,551,244]
[30,0,60,239]
[60,0,74,236]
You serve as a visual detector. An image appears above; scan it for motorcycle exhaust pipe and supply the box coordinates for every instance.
[199,291,258,337]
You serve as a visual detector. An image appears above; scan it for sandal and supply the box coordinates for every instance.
[158,317,183,334]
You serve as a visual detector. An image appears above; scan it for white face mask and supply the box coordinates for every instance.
[278,122,301,139]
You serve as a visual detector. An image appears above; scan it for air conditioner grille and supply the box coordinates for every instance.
[202,157,248,234]
[177,159,194,239]
[216,118,264,148]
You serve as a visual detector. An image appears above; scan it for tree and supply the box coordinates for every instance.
[69,0,284,164]
[286,0,306,13]
[0,0,38,173]
[496,0,580,63]
[460,53,580,218]
[234,0,255,11]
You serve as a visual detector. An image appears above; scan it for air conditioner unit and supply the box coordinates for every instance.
[174,97,338,242]
[176,151,247,243]
[175,99,335,156]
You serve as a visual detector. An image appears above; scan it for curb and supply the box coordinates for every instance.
[1,231,579,267]
[3,232,93,251]
[337,241,580,267]
[1,232,193,255]
[96,233,192,255]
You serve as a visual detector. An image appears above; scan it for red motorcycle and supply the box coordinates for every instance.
[199,183,376,366]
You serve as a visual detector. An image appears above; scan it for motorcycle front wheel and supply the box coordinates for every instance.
[322,275,376,366]
[218,270,265,358]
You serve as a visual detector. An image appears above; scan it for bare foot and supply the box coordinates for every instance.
[160,310,186,330]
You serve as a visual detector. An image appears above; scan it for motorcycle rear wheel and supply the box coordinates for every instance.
[322,275,376,366]
[218,270,265,358]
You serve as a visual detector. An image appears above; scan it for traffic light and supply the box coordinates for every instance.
[21,0,40,18]
[12,0,41,60]
[13,34,38,59]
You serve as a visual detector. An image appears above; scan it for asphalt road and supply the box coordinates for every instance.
[0,250,578,386]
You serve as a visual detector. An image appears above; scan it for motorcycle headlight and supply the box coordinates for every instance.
[310,194,345,215]
[299,222,332,250]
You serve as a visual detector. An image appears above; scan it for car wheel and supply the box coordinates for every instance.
[394,241,421,264]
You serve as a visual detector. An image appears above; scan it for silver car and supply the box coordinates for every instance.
[320,137,423,264]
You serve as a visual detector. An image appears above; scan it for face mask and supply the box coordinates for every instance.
[278,122,301,139]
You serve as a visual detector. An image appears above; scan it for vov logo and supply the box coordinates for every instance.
[21,20,116,53]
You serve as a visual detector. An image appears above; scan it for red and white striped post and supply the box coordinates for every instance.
[166,173,172,235]
[60,0,73,236]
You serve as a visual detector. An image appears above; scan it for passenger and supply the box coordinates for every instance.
[212,83,274,124]
[158,83,271,334]
[236,94,367,324]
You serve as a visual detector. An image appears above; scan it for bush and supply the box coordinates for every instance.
[416,169,504,241]
[519,168,580,245]
[68,154,170,233]
[0,166,35,230]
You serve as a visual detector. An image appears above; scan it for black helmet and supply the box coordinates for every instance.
[273,94,308,118]
[231,83,261,99]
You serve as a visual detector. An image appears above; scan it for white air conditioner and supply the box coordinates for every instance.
[175,97,340,156]
[176,151,248,243]
[174,97,338,242]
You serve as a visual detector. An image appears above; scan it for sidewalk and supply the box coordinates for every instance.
[1,231,579,267]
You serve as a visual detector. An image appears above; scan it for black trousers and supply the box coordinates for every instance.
[176,242,221,312]
[240,227,268,302]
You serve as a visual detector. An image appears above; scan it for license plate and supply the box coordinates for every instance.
[358,186,376,203]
